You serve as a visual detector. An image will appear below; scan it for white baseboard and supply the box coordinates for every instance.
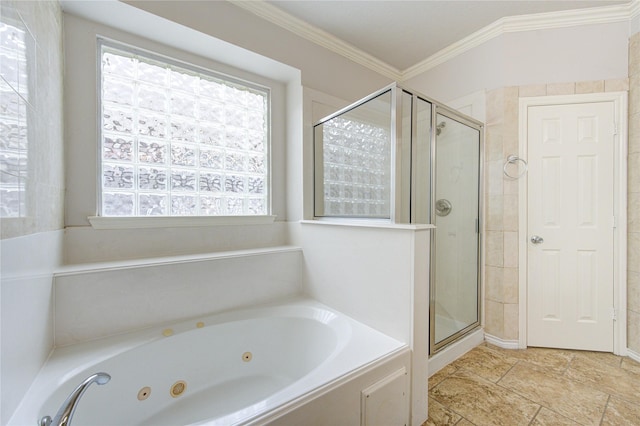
[484,333,520,349]
[428,328,484,377]
[483,335,640,360]
[627,348,640,363]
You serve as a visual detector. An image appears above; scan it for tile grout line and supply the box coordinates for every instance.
[479,360,550,424]
[527,405,543,426]
[479,344,526,384]
[428,366,460,390]
[503,356,614,426]
[492,360,578,424]
[432,366,522,426]
[598,394,611,425]
[429,391,470,426]
[496,358,520,383]
[428,367,471,424]
[562,353,640,407]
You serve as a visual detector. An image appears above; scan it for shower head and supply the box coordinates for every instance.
[436,121,446,136]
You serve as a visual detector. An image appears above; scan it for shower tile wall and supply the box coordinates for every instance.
[483,76,633,345]
[484,86,519,341]
[629,31,640,354]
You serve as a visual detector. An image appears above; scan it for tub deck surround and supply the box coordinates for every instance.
[53,246,303,346]
[56,245,302,275]
[10,299,409,426]
[293,220,431,425]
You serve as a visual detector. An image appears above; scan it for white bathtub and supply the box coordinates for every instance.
[10,299,407,426]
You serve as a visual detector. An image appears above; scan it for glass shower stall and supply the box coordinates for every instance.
[313,83,483,354]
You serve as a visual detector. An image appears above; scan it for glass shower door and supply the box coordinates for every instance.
[431,112,481,352]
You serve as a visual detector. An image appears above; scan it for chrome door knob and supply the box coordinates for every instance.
[530,235,544,244]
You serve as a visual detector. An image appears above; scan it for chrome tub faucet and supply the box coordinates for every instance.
[39,372,111,426]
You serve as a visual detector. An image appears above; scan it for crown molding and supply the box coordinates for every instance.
[403,2,636,80]
[231,0,638,83]
[503,2,633,32]
[229,0,402,81]
[632,0,640,19]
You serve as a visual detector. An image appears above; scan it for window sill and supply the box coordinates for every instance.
[88,215,277,230]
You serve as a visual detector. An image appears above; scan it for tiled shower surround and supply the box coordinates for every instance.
[483,63,639,352]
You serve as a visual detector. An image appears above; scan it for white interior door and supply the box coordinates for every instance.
[527,101,615,352]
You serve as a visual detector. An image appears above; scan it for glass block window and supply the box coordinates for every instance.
[99,41,269,217]
[314,90,392,218]
[0,18,28,218]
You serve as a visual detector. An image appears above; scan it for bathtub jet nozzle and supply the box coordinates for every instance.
[39,372,111,426]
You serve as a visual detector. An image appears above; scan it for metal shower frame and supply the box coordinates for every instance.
[314,82,484,355]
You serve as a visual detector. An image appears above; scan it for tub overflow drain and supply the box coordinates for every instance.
[170,380,187,398]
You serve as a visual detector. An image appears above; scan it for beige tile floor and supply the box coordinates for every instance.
[425,343,640,426]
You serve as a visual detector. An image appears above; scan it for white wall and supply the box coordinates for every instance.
[292,223,418,342]
[124,0,392,101]
[64,222,290,264]
[1,231,63,425]
[54,247,302,346]
[62,11,297,263]
[405,21,630,102]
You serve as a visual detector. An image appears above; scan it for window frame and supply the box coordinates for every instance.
[95,37,273,222]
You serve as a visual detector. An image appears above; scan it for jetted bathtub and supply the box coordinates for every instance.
[10,299,407,425]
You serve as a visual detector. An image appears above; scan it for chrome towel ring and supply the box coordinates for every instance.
[503,155,528,179]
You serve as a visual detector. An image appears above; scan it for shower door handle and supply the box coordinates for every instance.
[530,235,544,244]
